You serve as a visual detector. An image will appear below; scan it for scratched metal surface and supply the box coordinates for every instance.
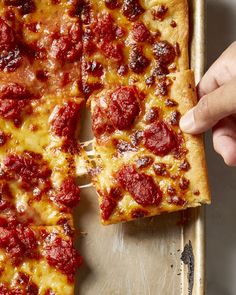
[75,1,206,294]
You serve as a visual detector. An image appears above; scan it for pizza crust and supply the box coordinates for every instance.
[141,0,189,71]
[168,70,211,206]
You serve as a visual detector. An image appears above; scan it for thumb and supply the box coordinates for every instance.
[180,77,236,134]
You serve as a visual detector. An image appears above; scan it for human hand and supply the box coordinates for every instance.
[180,42,236,166]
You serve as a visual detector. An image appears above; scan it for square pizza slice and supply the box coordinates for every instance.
[0,1,91,227]
[0,0,83,99]
[80,0,189,98]
[0,224,82,295]
[89,70,210,225]
[0,89,88,227]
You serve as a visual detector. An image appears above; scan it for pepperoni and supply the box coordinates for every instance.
[4,0,36,15]
[151,5,168,21]
[105,0,121,9]
[117,165,162,206]
[51,102,81,138]
[0,225,37,266]
[0,99,29,127]
[132,22,150,42]
[94,13,117,42]
[51,22,82,63]
[84,60,103,77]
[75,0,91,25]
[55,178,80,208]
[179,160,190,171]
[99,41,123,61]
[122,0,144,21]
[0,83,32,100]
[108,86,140,130]
[3,152,52,191]
[179,177,190,190]
[44,235,82,282]
[153,41,176,65]
[129,45,150,73]
[0,19,22,72]
[100,196,117,221]
[0,18,16,51]
[0,183,12,211]
[144,121,177,156]
[92,106,114,138]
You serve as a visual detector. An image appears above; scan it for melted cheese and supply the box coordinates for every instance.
[0,226,74,295]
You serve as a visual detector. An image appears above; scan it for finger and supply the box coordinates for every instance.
[180,76,236,134]
[213,118,236,166]
[198,41,236,97]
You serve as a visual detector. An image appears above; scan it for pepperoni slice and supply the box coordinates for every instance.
[117,165,162,206]
[100,196,117,221]
[108,86,140,130]
[51,22,82,63]
[144,121,177,156]
[129,45,150,74]
[44,235,82,282]
[51,102,82,138]
[132,22,150,42]
[0,18,16,51]
[122,0,144,21]
[94,13,117,43]
[153,41,176,65]
[105,0,121,9]
[0,83,31,100]
[0,225,37,266]
[55,178,80,208]
[0,18,22,72]
[0,83,32,127]
[3,152,52,191]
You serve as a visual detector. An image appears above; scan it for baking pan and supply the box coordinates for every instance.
[75,0,206,294]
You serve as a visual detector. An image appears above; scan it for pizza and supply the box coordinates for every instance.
[90,70,210,224]
[0,225,82,294]
[0,0,87,293]
[85,0,210,225]
[81,0,189,98]
[0,0,210,292]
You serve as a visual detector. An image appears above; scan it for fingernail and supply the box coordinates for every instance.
[180,109,195,132]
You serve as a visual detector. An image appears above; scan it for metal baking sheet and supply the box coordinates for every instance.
[75,1,206,294]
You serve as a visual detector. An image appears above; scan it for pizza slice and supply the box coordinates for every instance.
[0,1,90,227]
[80,0,189,98]
[89,70,210,224]
[0,224,82,295]
[0,89,88,226]
[0,0,83,99]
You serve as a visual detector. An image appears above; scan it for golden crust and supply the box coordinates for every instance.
[168,70,211,206]
[141,0,189,70]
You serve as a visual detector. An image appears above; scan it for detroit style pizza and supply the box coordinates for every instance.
[85,0,210,224]
[0,0,210,293]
